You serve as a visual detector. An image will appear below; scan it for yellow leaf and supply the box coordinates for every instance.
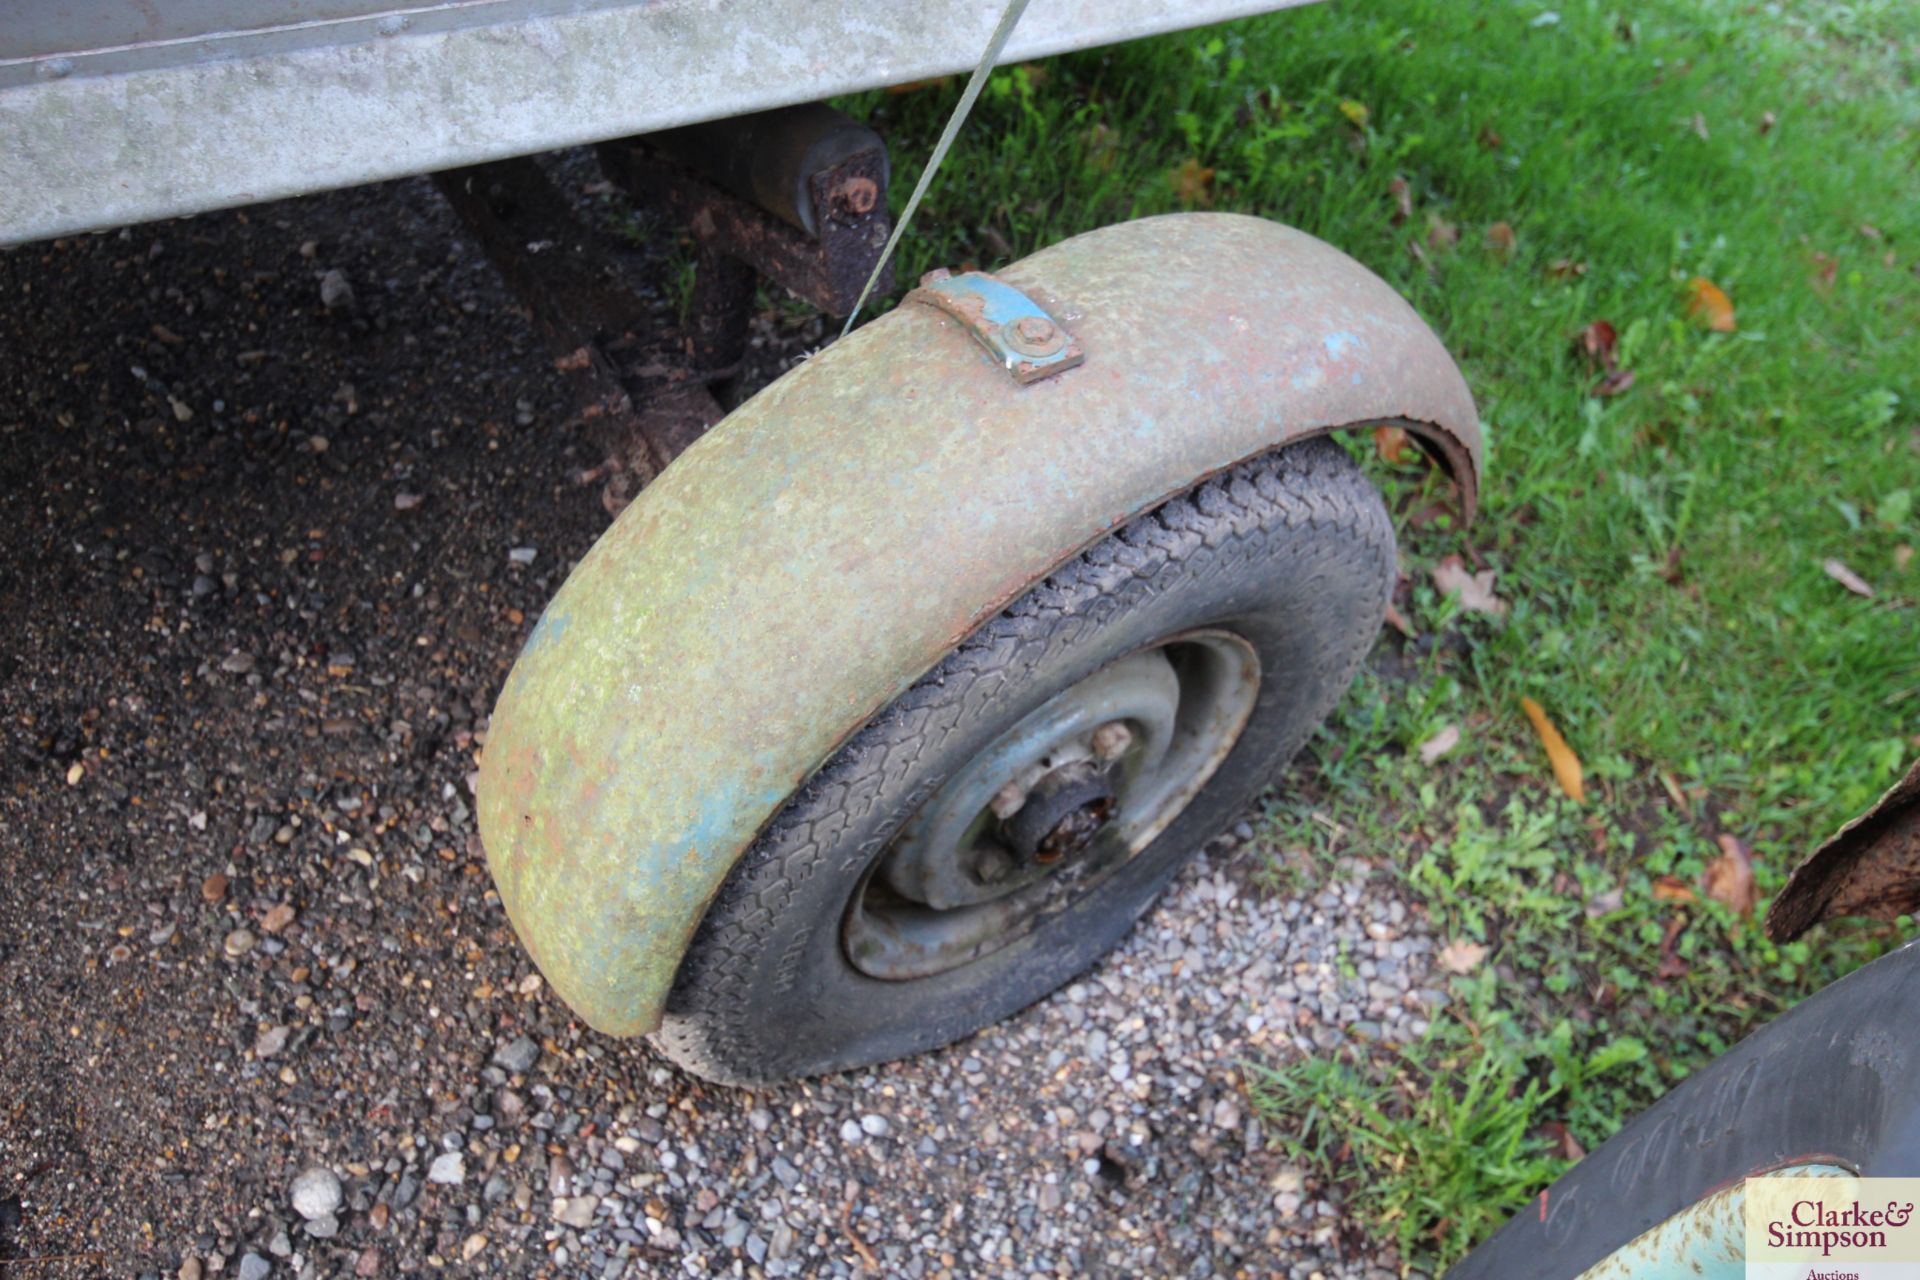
[1685,277,1736,332]
[1339,99,1370,127]
[1519,696,1585,803]
[1169,158,1214,208]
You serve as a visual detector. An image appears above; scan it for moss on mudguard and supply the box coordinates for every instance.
[476,213,1481,1035]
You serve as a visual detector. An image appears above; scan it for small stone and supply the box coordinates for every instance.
[220,651,255,674]
[427,1152,465,1185]
[237,1254,271,1280]
[507,547,537,566]
[354,1248,381,1278]
[491,1035,539,1075]
[261,903,297,934]
[838,1120,862,1143]
[255,1025,290,1058]
[1037,1181,1063,1211]
[1210,1098,1241,1131]
[747,1108,772,1133]
[304,1213,339,1240]
[319,269,354,310]
[554,1195,598,1229]
[393,492,423,511]
[178,1258,203,1280]
[460,1233,487,1261]
[858,1114,890,1137]
[224,929,256,958]
[290,1167,343,1220]
[201,873,229,903]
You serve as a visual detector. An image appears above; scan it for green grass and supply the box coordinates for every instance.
[838,0,1918,1270]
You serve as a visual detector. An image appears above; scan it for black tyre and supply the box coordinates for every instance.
[655,437,1395,1084]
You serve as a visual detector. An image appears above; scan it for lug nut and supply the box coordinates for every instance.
[990,781,1028,820]
[1091,720,1133,761]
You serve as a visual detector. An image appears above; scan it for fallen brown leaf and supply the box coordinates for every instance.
[1823,557,1874,598]
[1427,215,1460,251]
[1432,554,1508,616]
[1478,125,1504,149]
[1439,938,1487,975]
[1545,258,1588,281]
[1684,277,1736,332]
[1519,697,1586,803]
[1486,221,1517,258]
[1811,252,1838,292]
[1382,602,1417,639]
[1374,424,1411,464]
[1592,369,1637,397]
[1577,319,1619,369]
[1758,110,1776,135]
[1656,915,1690,980]
[1539,1120,1586,1161]
[1701,833,1758,917]
[1388,175,1412,225]
[1417,724,1462,765]
[1584,886,1625,918]
[1651,875,1697,904]
[1170,158,1215,208]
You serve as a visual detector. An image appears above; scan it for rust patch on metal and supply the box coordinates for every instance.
[1767,757,1920,941]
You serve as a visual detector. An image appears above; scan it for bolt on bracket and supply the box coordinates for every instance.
[907,269,1084,385]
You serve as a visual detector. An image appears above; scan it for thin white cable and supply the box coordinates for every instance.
[839,0,1032,338]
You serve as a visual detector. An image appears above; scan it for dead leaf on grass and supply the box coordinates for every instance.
[1651,875,1697,904]
[1593,369,1637,397]
[1545,258,1588,281]
[1388,175,1412,224]
[1486,221,1517,259]
[1170,158,1215,208]
[1382,602,1417,639]
[1701,833,1758,917]
[1427,215,1460,251]
[1519,697,1586,803]
[1540,1121,1587,1161]
[1758,110,1776,135]
[1339,99,1370,127]
[1417,724,1462,765]
[1684,277,1736,332]
[1439,938,1487,975]
[1584,886,1625,918]
[1823,557,1874,598]
[1431,554,1507,616]
[1374,424,1411,464]
[1577,319,1619,368]
[1656,915,1690,980]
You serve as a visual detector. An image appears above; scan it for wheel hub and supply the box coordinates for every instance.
[1002,762,1116,864]
[841,630,1261,981]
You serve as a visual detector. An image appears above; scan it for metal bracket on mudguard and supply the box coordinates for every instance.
[908,270,1085,385]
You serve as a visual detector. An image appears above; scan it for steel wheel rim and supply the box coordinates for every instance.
[842,630,1261,980]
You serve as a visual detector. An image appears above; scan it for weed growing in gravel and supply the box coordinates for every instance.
[847,0,1915,1268]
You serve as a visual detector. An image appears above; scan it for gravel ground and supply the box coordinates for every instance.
[0,170,1442,1279]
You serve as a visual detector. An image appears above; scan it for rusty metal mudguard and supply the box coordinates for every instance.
[476,213,1482,1035]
